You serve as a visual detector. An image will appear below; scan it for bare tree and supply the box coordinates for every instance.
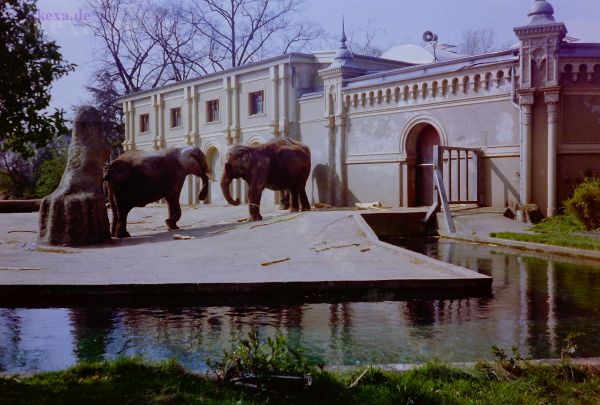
[187,0,321,69]
[320,19,387,58]
[138,3,211,81]
[458,27,499,56]
[346,19,385,57]
[84,0,320,93]
[83,0,165,93]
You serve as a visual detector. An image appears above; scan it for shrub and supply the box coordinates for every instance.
[209,331,314,382]
[564,177,600,231]
[35,150,67,198]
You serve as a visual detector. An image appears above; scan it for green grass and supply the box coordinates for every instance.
[491,214,600,251]
[1,358,600,404]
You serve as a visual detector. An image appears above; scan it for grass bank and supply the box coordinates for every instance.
[491,214,600,251]
[2,357,600,404]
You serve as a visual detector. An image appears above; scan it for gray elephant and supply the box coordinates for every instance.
[221,138,311,221]
[104,147,209,237]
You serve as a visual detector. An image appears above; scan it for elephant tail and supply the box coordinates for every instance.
[103,176,117,212]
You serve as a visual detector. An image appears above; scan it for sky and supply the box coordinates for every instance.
[36,0,600,117]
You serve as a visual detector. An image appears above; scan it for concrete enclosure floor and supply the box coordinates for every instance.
[0,204,491,303]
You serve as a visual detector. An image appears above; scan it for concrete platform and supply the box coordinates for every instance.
[0,205,491,305]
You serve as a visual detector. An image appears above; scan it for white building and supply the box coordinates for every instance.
[118,0,600,218]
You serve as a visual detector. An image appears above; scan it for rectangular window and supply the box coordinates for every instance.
[139,113,149,133]
[170,107,181,128]
[207,99,219,122]
[249,91,264,116]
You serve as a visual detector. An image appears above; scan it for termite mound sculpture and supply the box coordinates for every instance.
[38,106,112,246]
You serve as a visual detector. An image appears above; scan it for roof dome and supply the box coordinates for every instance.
[527,0,555,25]
[381,44,461,64]
[327,17,359,69]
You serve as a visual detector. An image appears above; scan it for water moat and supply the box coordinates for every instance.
[1,237,599,374]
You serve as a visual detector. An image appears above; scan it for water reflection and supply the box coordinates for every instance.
[1,238,600,373]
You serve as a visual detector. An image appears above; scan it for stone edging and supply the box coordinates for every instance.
[439,230,600,261]
[325,357,600,373]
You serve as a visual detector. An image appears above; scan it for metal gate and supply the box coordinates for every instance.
[423,145,482,232]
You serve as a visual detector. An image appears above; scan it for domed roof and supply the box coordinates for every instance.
[326,18,359,70]
[527,0,555,25]
[381,45,434,64]
[381,44,461,64]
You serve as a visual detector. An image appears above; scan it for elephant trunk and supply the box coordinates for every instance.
[220,173,240,206]
[198,172,209,201]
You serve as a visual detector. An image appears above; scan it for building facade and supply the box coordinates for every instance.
[118,0,600,217]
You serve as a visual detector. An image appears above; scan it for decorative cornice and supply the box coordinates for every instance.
[517,88,536,105]
[543,86,561,103]
[514,22,567,38]
[319,66,365,80]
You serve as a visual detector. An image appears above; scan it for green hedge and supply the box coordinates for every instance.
[565,177,600,231]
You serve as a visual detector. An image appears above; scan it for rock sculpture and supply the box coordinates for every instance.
[38,106,112,246]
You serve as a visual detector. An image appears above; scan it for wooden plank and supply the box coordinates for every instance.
[448,149,452,202]
[465,151,469,200]
[434,168,456,233]
[457,150,461,202]
[472,151,480,205]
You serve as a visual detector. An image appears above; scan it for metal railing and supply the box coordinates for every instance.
[423,145,482,233]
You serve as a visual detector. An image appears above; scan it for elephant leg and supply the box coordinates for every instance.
[165,195,182,230]
[115,206,131,238]
[279,189,290,210]
[299,189,311,211]
[110,205,118,237]
[289,190,300,212]
[248,187,263,221]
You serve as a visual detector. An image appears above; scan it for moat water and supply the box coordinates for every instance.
[2,237,600,373]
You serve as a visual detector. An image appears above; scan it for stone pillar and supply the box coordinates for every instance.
[191,88,202,205]
[518,90,535,205]
[185,87,195,205]
[326,114,336,205]
[279,63,289,137]
[270,65,280,137]
[38,106,112,246]
[123,102,131,151]
[223,76,233,145]
[128,101,136,151]
[152,94,160,150]
[230,75,242,201]
[231,75,240,144]
[158,95,166,149]
[545,90,560,217]
[336,113,348,206]
[185,87,194,146]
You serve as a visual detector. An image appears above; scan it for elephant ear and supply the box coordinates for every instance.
[192,148,210,176]
[239,147,253,169]
[180,147,208,176]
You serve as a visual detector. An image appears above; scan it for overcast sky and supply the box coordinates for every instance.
[37,0,600,117]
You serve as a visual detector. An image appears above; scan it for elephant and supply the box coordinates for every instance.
[221,138,311,221]
[103,146,209,237]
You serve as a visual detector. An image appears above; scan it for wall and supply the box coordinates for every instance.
[298,95,329,204]
[557,71,600,205]
[342,82,520,207]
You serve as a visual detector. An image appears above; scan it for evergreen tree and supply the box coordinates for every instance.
[0,0,75,159]
[87,70,124,158]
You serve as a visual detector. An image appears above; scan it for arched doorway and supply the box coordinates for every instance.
[205,146,221,204]
[405,123,440,207]
[415,125,440,206]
